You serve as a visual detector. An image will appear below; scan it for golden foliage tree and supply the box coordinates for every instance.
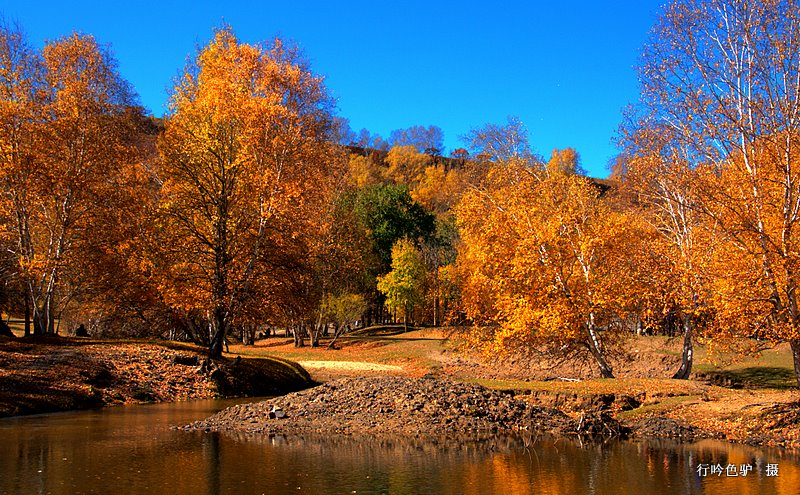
[0,20,40,335]
[633,0,800,385]
[0,26,140,335]
[157,26,341,356]
[457,158,644,378]
[620,124,716,379]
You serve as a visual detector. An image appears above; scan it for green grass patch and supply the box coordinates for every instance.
[617,394,701,420]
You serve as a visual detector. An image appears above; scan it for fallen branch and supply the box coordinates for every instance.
[543,376,582,382]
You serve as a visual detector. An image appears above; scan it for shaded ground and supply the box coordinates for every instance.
[0,336,312,417]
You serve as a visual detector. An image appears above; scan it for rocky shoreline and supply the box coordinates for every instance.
[181,376,707,442]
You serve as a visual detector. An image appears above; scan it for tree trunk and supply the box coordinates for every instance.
[293,324,305,347]
[791,338,800,389]
[585,316,614,378]
[672,315,693,380]
[24,294,30,337]
[209,307,226,358]
[310,323,321,347]
[327,323,350,350]
[48,298,56,335]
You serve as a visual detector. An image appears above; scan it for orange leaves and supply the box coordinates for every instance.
[0,22,145,335]
[456,159,641,375]
[156,26,342,353]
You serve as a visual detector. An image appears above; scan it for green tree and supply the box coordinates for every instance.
[351,184,436,273]
[377,239,425,331]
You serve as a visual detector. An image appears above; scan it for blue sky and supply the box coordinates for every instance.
[1,1,666,177]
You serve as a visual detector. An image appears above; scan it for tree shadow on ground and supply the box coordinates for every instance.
[700,367,795,390]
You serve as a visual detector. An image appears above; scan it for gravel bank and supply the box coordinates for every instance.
[182,376,582,437]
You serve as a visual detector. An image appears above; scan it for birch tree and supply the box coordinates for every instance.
[634,0,800,385]
[158,27,340,357]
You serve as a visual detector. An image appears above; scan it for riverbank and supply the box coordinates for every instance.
[2,329,799,450]
[0,336,312,417]
[225,328,800,449]
[181,375,799,449]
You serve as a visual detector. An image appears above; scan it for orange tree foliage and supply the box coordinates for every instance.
[456,158,646,378]
[157,26,342,356]
[0,26,142,335]
[633,0,800,386]
[620,124,717,379]
[0,21,39,333]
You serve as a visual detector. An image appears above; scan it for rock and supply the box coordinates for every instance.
[269,405,286,419]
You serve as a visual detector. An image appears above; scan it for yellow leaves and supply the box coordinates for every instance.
[156,26,343,338]
[386,145,432,184]
[410,164,465,213]
[348,153,387,188]
[457,160,638,365]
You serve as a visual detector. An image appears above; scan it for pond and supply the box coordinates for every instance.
[1,400,798,494]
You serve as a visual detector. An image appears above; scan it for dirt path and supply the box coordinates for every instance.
[297,360,403,372]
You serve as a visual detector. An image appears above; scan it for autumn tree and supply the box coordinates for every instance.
[546,148,585,176]
[321,292,368,347]
[0,25,141,336]
[354,128,389,151]
[619,126,714,379]
[157,27,341,357]
[386,145,433,185]
[461,116,532,162]
[0,20,40,335]
[632,0,800,385]
[388,125,444,155]
[65,114,167,338]
[457,128,644,377]
[305,174,371,347]
[348,153,388,188]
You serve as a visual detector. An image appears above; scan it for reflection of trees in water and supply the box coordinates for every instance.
[209,432,800,495]
[3,420,798,495]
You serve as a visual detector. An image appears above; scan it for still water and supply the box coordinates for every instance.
[1,399,798,495]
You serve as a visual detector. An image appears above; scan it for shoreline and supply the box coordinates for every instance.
[0,336,312,418]
[2,335,798,450]
[181,376,799,450]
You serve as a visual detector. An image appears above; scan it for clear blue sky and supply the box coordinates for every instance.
[1,0,666,178]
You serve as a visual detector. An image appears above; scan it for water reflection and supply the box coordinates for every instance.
[1,401,798,494]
